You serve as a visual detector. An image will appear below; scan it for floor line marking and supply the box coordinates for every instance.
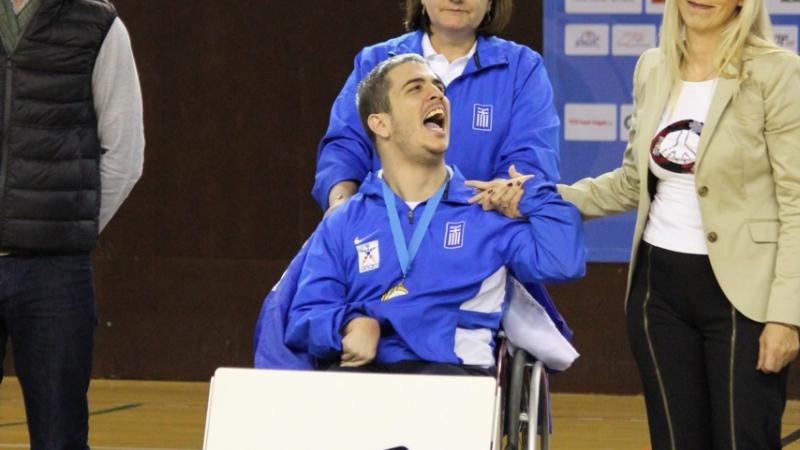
[0,446,199,450]
[0,403,142,428]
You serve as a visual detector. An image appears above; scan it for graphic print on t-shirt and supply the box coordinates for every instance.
[650,119,704,174]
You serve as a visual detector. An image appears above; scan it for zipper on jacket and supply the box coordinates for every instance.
[0,58,13,226]
[472,51,482,70]
[408,209,414,224]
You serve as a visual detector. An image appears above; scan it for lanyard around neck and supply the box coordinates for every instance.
[382,176,448,280]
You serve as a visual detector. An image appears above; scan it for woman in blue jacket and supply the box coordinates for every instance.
[314,0,560,217]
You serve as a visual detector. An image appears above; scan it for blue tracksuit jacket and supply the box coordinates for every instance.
[286,168,585,366]
[312,31,561,210]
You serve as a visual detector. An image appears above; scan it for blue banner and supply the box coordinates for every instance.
[544,0,800,262]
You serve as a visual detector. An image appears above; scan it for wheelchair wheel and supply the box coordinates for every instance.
[505,350,549,450]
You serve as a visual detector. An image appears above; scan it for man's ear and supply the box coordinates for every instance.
[367,112,391,140]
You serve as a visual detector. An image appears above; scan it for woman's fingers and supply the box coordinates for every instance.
[466,172,533,217]
[464,179,494,190]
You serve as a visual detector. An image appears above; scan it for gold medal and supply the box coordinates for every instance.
[381,281,408,301]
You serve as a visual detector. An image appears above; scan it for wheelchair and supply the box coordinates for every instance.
[496,335,551,450]
[252,250,567,449]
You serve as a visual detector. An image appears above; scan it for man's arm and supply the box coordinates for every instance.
[505,178,587,283]
[93,18,144,232]
[285,218,371,362]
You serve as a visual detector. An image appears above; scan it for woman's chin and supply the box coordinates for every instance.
[430,20,480,38]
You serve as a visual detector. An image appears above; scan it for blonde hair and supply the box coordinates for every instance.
[659,0,785,89]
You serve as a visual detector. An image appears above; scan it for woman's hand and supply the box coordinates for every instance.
[757,322,799,373]
[465,165,534,219]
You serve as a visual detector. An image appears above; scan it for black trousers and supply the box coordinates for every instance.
[0,254,96,450]
[628,242,788,450]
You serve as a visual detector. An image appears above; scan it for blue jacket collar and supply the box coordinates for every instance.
[360,165,473,205]
[387,31,509,74]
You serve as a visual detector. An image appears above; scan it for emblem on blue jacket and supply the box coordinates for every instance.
[444,222,465,249]
[472,104,493,131]
[357,240,380,273]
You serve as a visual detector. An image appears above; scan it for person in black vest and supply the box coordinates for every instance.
[0,1,143,449]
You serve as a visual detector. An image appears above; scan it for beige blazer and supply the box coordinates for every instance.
[558,48,800,326]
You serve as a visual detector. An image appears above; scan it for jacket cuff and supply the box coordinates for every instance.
[313,170,364,210]
[340,305,367,334]
[517,178,558,217]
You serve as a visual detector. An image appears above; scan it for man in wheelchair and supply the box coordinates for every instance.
[284,54,585,376]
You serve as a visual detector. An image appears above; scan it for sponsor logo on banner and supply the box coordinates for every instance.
[566,0,642,14]
[619,104,634,142]
[773,25,799,52]
[564,103,618,142]
[612,24,657,56]
[444,222,465,249]
[645,0,665,14]
[565,24,610,56]
[357,240,380,273]
[472,104,493,131]
[767,0,800,13]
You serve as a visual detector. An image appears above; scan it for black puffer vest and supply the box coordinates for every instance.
[0,0,116,253]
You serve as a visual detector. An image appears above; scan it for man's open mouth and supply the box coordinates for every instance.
[423,107,446,132]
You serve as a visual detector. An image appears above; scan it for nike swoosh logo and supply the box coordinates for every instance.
[354,230,378,245]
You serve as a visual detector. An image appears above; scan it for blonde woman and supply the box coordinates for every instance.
[558,0,800,448]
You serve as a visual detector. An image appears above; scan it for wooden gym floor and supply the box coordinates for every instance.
[2,376,800,450]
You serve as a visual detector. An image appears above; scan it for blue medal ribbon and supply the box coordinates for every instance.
[382,174,448,281]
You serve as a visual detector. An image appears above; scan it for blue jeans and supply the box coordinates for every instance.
[0,253,96,450]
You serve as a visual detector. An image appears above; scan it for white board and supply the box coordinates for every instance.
[203,367,498,450]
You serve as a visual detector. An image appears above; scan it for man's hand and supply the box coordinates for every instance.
[757,322,799,373]
[465,165,534,219]
[340,317,380,367]
[325,181,358,217]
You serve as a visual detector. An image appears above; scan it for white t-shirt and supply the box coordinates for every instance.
[421,33,476,87]
[642,79,717,255]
